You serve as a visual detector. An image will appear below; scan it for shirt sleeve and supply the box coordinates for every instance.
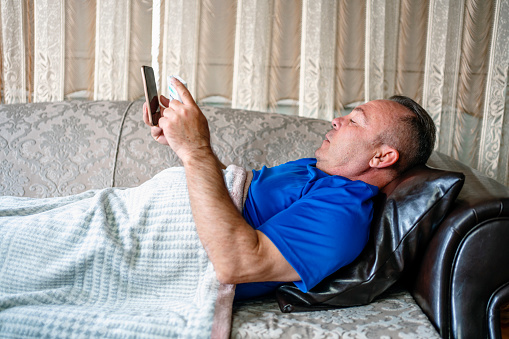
[257,183,374,292]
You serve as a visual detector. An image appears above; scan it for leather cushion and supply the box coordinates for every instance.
[275,165,465,312]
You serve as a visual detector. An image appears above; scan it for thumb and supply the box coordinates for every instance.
[159,95,170,108]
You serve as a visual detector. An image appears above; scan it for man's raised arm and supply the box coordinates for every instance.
[142,78,299,285]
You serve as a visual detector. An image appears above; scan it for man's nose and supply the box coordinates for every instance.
[331,117,342,129]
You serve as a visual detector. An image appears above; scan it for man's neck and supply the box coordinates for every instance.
[341,169,398,190]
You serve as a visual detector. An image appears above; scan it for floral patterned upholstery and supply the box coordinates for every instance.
[232,286,439,338]
[1,101,128,197]
[0,100,329,196]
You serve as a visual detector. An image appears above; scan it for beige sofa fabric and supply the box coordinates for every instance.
[0,101,130,198]
[0,100,330,197]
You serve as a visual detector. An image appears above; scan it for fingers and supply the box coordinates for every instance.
[170,77,196,106]
[151,126,169,145]
[146,79,206,155]
[143,100,167,144]
[142,102,150,126]
[159,95,170,108]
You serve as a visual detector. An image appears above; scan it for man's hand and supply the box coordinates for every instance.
[142,95,169,145]
[158,78,212,164]
[142,78,211,163]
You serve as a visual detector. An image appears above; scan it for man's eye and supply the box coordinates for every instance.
[350,119,356,124]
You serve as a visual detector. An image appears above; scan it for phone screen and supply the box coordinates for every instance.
[141,66,160,126]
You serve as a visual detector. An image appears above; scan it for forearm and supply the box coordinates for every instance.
[182,147,261,283]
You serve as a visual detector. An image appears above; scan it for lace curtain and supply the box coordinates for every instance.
[0,0,508,186]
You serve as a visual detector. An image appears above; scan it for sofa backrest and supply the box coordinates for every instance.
[1,101,130,197]
[0,100,329,198]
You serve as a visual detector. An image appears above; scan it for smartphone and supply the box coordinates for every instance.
[141,65,160,126]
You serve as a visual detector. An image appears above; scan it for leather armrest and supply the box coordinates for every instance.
[410,152,509,339]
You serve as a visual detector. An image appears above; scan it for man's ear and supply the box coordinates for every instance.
[369,146,399,168]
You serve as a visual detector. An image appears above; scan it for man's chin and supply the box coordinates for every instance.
[314,145,326,158]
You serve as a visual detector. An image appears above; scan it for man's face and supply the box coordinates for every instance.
[315,100,406,177]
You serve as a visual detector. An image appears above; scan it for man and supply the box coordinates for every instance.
[144,78,436,299]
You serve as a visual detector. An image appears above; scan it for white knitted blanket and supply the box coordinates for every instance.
[0,165,245,338]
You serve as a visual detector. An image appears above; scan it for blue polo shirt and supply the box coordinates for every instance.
[236,158,378,300]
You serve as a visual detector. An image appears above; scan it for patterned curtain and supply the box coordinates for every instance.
[0,0,508,186]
